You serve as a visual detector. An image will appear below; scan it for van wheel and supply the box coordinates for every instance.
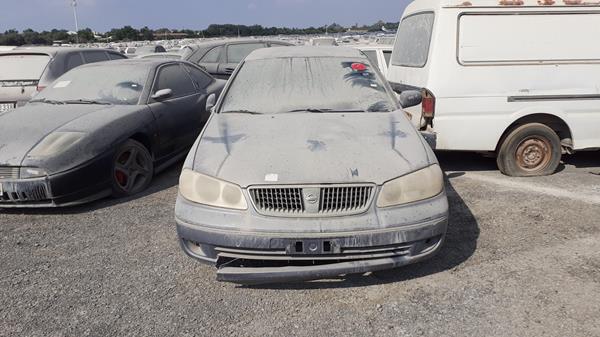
[111,139,154,197]
[497,123,561,177]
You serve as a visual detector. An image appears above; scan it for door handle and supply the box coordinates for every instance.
[224,67,235,74]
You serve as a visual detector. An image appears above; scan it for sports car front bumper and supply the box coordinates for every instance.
[0,152,113,208]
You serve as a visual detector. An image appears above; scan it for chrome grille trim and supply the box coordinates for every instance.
[319,186,373,214]
[249,184,375,217]
[0,166,19,180]
[250,187,305,214]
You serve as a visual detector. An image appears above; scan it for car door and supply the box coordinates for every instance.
[182,64,216,130]
[147,63,204,161]
[217,42,266,79]
[197,45,223,76]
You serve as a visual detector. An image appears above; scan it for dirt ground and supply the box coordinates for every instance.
[1,152,599,337]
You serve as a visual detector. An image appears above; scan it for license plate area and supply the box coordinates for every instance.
[0,102,16,113]
[285,239,342,255]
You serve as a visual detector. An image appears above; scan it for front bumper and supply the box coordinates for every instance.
[0,152,113,208]
[175,192,449,284]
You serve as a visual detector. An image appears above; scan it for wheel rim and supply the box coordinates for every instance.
[515,136,552,172]
[113,146,151,193]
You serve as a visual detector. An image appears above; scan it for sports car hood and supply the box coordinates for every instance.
[191,110,433,187]
[0,103,123,166]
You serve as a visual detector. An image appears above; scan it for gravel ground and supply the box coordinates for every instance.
[1,152,599,337]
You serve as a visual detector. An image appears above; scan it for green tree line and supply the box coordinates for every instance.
[0,21,398,46]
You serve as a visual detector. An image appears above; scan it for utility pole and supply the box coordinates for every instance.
[71,0,80,43]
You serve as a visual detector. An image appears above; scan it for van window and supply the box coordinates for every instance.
[458,13,600,64]
[392,12,434,67]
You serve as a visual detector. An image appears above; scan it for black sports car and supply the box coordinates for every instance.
[0,59,225,207]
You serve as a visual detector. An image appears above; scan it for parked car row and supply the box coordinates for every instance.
[2,0,599,285]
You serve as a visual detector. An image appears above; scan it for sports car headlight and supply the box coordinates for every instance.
[19,167,48,179]
[179,169,248,210]
[28,132,86,157]
[376,164,444,208]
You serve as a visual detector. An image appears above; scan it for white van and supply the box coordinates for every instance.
[387,0,600,176]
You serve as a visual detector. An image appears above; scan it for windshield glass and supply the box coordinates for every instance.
[220,57,397,114]
[34,64,148,105]
[0,54,50,81]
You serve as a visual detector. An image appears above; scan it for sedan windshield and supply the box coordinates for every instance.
[33,64,149,105]
[220,57,397,114]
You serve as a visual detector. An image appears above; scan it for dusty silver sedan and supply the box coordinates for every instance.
[175,47,448,284]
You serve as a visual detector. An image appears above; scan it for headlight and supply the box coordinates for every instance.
[28,132,86,157]
[376,164,444,208]
[179,169,248,210]
[19,167,48,179]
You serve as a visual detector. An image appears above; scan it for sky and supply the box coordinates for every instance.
[1,0,411,32]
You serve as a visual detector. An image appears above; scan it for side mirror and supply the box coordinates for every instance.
[151,88,172,101]
[398,90,422,109]
[206,93,216,112]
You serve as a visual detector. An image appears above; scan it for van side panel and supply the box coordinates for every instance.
[389,3,600,152]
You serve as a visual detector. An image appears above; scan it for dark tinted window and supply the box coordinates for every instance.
[65,53,84,71]
[108,52,127,60]
[83,51,109,63]
[184,64,213,89]
[227,43,264,63]
[200,46,222,63]
[154,64,196,98]
[155,46,166,53]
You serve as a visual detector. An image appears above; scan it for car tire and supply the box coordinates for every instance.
[497,123,562,177]
[111,139,154,197]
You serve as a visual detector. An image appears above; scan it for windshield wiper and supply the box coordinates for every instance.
[63,99,112,105]
[220,110,262,115]
[287,108,366,113]
[30,98,66,105]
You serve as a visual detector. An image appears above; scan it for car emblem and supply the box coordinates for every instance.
[305,193,318,204]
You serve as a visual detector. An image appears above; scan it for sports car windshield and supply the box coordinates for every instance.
[220,57,397,114]
[34,65,149,105]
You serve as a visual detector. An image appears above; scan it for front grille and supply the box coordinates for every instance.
[319,186,373,214]
[250,187,305,214]
[0,166,19,179]
[249,184,375,217]
[0,181,50,203]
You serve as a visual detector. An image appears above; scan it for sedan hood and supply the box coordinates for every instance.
[0,103,112,166]
[192,111,431,187]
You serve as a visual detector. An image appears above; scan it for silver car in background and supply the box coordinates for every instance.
[175,47,448,284]
[0,47,127,113]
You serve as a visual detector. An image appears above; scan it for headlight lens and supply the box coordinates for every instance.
[376,164,444,208]
[179,169,248,210]
[29,132,86,157]
[19,167,48,179]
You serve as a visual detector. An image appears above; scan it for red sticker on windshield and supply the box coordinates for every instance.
[351,63,367,71]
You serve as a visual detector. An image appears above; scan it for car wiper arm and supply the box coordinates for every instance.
[220,110,262,115]
[288,108,366,113]
[29,98,66,105]
[63,99,112,105]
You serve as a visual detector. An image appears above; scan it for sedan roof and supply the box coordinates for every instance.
[245,46,365,61]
